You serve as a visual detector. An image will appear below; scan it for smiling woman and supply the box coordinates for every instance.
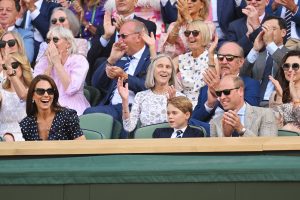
[19,75,86,141]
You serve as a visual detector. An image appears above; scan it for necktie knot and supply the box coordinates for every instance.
[176,130,183,138]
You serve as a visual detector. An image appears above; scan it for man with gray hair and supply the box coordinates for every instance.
[84,19,151,138]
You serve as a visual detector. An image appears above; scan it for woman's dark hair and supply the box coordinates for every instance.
[26,75,63,116]
[275,50,300,103]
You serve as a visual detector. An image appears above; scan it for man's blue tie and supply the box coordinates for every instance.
[260,53,273,100]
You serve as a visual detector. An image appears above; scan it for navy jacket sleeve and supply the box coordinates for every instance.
[242,76,261,106]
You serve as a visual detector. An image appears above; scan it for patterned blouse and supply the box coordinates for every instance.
[123,89,184,132]
[20,108,83,140]
[178,50,209,108]
[275,103,300,129]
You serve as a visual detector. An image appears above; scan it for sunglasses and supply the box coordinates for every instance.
[46,37,60,44]
[2,62,20,70]
[191,0,198,2]
[117,32,139,39]
[217,54,241,62]
[51,17,66,25]
[0,39,17,48]
[282,63,300,71]
[34,88,55,96]
[184,30,200,37]
[215,87,240,97]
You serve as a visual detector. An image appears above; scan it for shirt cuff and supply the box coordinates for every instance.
[246,48,259,63]
[30,9,40,20]
[204,102,214,112]
[100,36,109,47]
[15,18,23,26]
[266,42,278,55]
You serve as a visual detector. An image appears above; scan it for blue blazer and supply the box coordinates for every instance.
[153,125,204,138]
[192,76,260,122]
[31,1,61,39]
[92,46,151,105]
[270,0,300,37]
[14,28,34,63]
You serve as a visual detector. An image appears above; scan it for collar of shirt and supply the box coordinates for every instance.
[237,103,246,125]
[8,25,15,31]
[130,45,145,61]
[174,126,188,135]
[124,13,135,20]
[259,12,265,23]
[34,0,43,10]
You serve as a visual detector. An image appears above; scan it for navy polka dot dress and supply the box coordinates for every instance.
[19,108,83,141]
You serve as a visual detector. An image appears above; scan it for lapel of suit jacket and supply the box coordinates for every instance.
[133,46,150,76]
[217,0,224,23]
[244,103,254,130]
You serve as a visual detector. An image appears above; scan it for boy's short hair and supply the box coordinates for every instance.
[167,96,193,115]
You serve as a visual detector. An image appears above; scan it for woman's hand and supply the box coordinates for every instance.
[73,0,84,21]
[47,41,63,67]
[208,33,218,56]
[177,0,192,22]
[117,77,129,101]
[269,75,283,98]
[167,85,176,99]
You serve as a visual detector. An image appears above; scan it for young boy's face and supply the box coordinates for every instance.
[167,104,190,129]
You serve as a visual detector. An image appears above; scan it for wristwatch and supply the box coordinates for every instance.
[238,127,246,136]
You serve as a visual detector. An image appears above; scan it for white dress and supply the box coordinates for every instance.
[0,87,26,141]
[178,50,209,108]
[123,89,184,132]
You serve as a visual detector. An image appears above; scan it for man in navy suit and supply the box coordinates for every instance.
[191,42,260,123]
[16,0,60,61]
[225,0,271,56]
[153,96,205,138]
[84,19,151,138]
[0,0,34,62]
[86,0,156,84]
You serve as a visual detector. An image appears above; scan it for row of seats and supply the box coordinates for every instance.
[79,113,300,140]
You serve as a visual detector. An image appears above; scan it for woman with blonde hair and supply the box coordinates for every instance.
[0,52,32,141]
[158,0,215,58]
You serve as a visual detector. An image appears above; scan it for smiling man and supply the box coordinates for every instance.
[210,75,277,137]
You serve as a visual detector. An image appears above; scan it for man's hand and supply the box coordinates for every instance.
[102,11,116,40]
[243,5,260,30]
[113,14,126,32]
[222,116,235,137]
[262,24,275,45]
[253,30,265,51]
[275,0,298,13]
[105,65,126,79]
[203,68,220,107]
[108,41,127,64]
[223,110,244,133]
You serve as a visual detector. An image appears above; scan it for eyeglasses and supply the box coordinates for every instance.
[34,88,55,96]
[46,37,60,44]
[51,17,66,25]
[117,32,139,39]
[282,63,300,71]
[0,39,17,48]
[184,30,200,37]
[217,54,241,62]
[2,62,20,70]
[215,87,240,97]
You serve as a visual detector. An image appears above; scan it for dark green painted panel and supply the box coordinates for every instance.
[90,183,235,200]
[64,185,90,200]
[0,185,63,200]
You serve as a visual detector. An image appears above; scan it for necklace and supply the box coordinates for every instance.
[152,89,167,95]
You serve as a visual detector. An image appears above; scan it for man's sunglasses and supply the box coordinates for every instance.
[34,88,55,96]
[215,87,240,97]
[217,54,241,62]
[2,62,20,70]
[117,32,139,39]
[184,30,200,37]
[46,37,60,44]
[51,17,66,25]
[282,63,300,71]
[0,39,17,48]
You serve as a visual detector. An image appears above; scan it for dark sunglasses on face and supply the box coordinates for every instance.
[191,0,198,2]
[282,63,300,71]
[2,61,20,70]
[46,36,60,44]
[215,87,240,97]
[51,17,66,25]
[184,30,200,37]
[217,54,241,62]
[0,39,17,48]
[117,32,139,39]
[34,88,55,96]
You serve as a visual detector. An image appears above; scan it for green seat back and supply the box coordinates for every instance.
[112,119,122,139]
[190,125,207,137]
[278,129,300,136]
[79,113,114,139]
[83,88,91,103]
[134,123,170,139]
[84,86,102,106]
[82,129,103,140]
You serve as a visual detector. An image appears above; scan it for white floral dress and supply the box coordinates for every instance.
[178,50,209,108]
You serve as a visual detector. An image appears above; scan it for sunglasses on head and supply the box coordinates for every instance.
[184,30,200,37]
[117,32,139,39]
[2,61,20,70]
[282,63,300,71]
[34,88,55,96]
[51,17,66,25]
[217,54,241,62]
[215,87,240,97]
[0,39,17,48]
[46,36,60,44]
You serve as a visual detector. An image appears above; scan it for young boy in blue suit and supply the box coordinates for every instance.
[153,96,205,138]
